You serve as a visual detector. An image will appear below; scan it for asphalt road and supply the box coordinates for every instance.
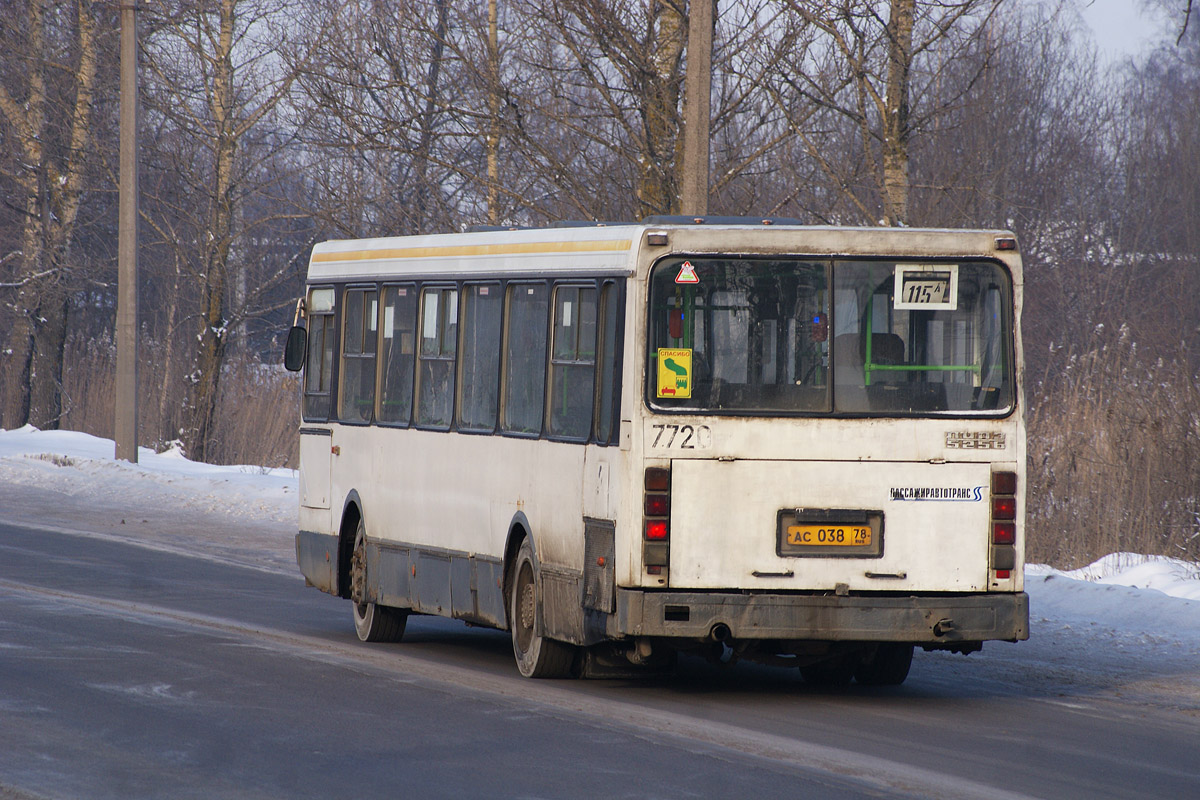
[1,520,1197,800]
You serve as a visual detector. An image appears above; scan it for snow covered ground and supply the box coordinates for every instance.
[2,425,1199,710]
[0,426,297,574]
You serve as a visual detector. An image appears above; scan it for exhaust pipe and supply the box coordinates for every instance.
[709,623,731,643]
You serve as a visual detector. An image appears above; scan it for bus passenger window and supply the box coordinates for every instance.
[378,285,416,425]
[340,288,378,423]
[458,283,502,432]
[416,287,457,429]
[832,261,1014,413]
[594,282,623,445]
[548,284,597,440]
[647,258,830,413]
[303,312,334,421]
[501,283,549,435]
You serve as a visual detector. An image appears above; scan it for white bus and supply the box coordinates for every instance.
[283,219,1028,684]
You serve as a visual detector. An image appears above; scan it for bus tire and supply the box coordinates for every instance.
[350,518,407,643]
[510,539,575,679]
[854,643,913,686]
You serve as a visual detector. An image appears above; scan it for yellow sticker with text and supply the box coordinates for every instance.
[656,348,692,398]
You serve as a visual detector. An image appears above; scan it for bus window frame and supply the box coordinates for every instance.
[414,283,460,431]
[546,281,600,443]
[338,284,379,426]
[643,254,1017,420]
[305,274,626,445]
[593,279,625,446]
[302,285,337,423]
[456,281,505,435]
[499,279,551,440]
[375,282,419,429]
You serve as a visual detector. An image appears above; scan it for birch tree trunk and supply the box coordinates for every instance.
[144,0,310,462]
[184,0,238,462]
[881,0,914,226]
[639,0,687,217]
[0,0,99,429]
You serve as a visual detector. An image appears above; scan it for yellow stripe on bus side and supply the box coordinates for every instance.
[311,239,633,263]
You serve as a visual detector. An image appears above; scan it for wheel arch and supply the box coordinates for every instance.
[336,490,364,600]
[502,511,534,624]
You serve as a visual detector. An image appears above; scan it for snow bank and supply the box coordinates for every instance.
[1038,553,1200,601]
[0,425,296,529]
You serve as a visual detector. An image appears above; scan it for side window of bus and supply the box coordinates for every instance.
[340,287,378,423]
[548,284,597,440]
[416,286,458,429]
[594,281,623,445]
[378,285,417,425]
[303,287,336,421]
[458,283,503,432]
[501,282,549,435]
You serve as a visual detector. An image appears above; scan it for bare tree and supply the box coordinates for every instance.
[290,0,480,237]
[140,0,315,461]
[773,0,1001,226]
[0,0,104,430]
[497,0,690,220]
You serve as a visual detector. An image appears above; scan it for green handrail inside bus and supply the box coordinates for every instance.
[862,294,981,387]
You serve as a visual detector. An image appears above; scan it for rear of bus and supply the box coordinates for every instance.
[623,226,1028,683]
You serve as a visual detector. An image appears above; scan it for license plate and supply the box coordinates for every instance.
[785,524,873,547]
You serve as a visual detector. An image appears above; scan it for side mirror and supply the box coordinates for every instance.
[283,325,307,372]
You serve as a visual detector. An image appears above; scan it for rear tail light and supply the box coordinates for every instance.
[644,467,670,492]
[993,522,1016,545]
[644,494,670,517]
[645,521,669,540]
[992,471,1018,495]
[992,497,1016,520]
[991,470,1018,579]
[643,466,670,569]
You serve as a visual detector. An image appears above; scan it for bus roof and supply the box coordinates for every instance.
[306,223,1020,284]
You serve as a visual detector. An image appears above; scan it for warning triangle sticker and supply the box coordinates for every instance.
[675,261,699,284]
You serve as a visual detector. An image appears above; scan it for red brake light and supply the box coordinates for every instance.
[993,522,1016,545]
[645,521,668,540]
[994,569,1012,579]
[644,494,670,517]
[992,471,1017,496]
[992,497,1016,520]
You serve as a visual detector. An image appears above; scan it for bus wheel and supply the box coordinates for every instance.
[854,643,913,686]
[510,539,575,678]
[349,518,407,643]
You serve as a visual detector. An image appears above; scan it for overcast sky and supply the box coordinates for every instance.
[1077,0,1172,59]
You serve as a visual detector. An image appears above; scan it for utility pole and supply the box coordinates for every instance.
[680,0,714,215]
[115,1,139,462]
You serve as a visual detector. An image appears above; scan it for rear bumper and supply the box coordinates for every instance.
[616,590,1029,643]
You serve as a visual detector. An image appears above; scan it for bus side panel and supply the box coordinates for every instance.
[366,542,507,628]
[296,530,338,594]
[372,543,413,608]
[337,428,593,573]
[327,427,595,633]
